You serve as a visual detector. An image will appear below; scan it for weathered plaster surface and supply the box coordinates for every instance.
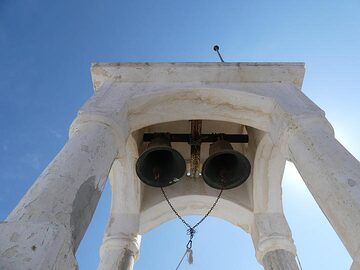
[351,261,360,270]
[289,120,360,259]
[98,138,141,270]
[1,62,359,269]
[251,213,297,263]
[262,249,299,270]
[1,121,121,269]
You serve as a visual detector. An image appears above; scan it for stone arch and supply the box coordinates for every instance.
[114,86,287,235]
[126,87,277,133]
[139,193,253,234]
[252,134,286,213]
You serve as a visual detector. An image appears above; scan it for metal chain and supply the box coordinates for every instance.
[161,181,224,269]
[160,186,223,234]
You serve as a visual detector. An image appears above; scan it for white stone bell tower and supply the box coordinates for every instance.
[0,62,359,270]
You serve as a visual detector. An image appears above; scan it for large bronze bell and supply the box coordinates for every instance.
[136,134,186,187]
[202,140,251,190]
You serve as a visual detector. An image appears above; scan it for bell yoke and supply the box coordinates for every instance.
[135,120,251,189]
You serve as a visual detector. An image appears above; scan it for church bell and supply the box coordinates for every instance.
[202,140,251,190]
[136,134,186,187]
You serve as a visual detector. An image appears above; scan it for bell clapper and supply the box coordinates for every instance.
[153,167,160,181]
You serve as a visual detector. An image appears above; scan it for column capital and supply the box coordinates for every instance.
[251,213,296,262]
[284,114,334,141]
[268,112,334,160]
[69,112,129,159]
[287,114,333,136]
[100,234,141,262]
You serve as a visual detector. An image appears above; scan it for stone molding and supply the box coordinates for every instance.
[100,235,141,260]
[251,213,297,263]
[252,134,286,213]
[69,112,129,159]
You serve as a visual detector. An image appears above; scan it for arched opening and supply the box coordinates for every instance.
[136,216,263,270]
[130,119,261,233]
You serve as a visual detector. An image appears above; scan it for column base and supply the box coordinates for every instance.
[0,221,77,270]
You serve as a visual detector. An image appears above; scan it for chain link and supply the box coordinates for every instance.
[160,186,223,234]
[161,182,224,269]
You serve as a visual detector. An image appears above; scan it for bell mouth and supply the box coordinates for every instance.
[201,150,251,190]
[136,146,186,188]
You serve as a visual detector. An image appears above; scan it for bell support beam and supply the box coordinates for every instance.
[0,115,125,270]
[98,139,142,270]
[190,120,202,177]
[142,133,249,143]
[251,213,299,270]
[287,117,360,265]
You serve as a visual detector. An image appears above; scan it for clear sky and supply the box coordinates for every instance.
[1,0,359,269]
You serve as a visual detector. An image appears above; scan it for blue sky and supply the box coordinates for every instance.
[1,0,359,269]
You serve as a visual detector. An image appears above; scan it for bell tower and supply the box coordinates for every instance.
[1,62,359,270]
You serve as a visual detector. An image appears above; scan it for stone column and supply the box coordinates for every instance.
[251,213,299,270]
[288,119,360,263]
[98,219,141,270]
[0,117,124,270]
[98,138,141,270]
[351,261,360,270]
[262,250,299,270]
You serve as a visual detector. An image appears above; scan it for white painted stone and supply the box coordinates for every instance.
[1,62,359,269]
[0,121,122,269]
[262,249,299,270]
[351,260,360,270]
[98,233,141,270]
[98,139,142,270]
[288,118,360,260]
[251,213,297,264]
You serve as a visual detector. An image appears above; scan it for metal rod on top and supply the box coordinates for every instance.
[213,45,225,62]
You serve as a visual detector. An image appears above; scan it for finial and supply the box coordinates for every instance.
[213,45,225,62]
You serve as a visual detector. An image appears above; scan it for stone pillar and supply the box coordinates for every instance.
[262,250,298,270]
[251,213,299,270]
[288,119,360,262]
[98,138,141,270]
[0,118,123,270]
[351,260,360,270]
[98,220,141,270]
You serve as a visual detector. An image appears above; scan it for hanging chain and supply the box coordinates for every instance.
[160,185,223,269]
[160,186,223,233]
